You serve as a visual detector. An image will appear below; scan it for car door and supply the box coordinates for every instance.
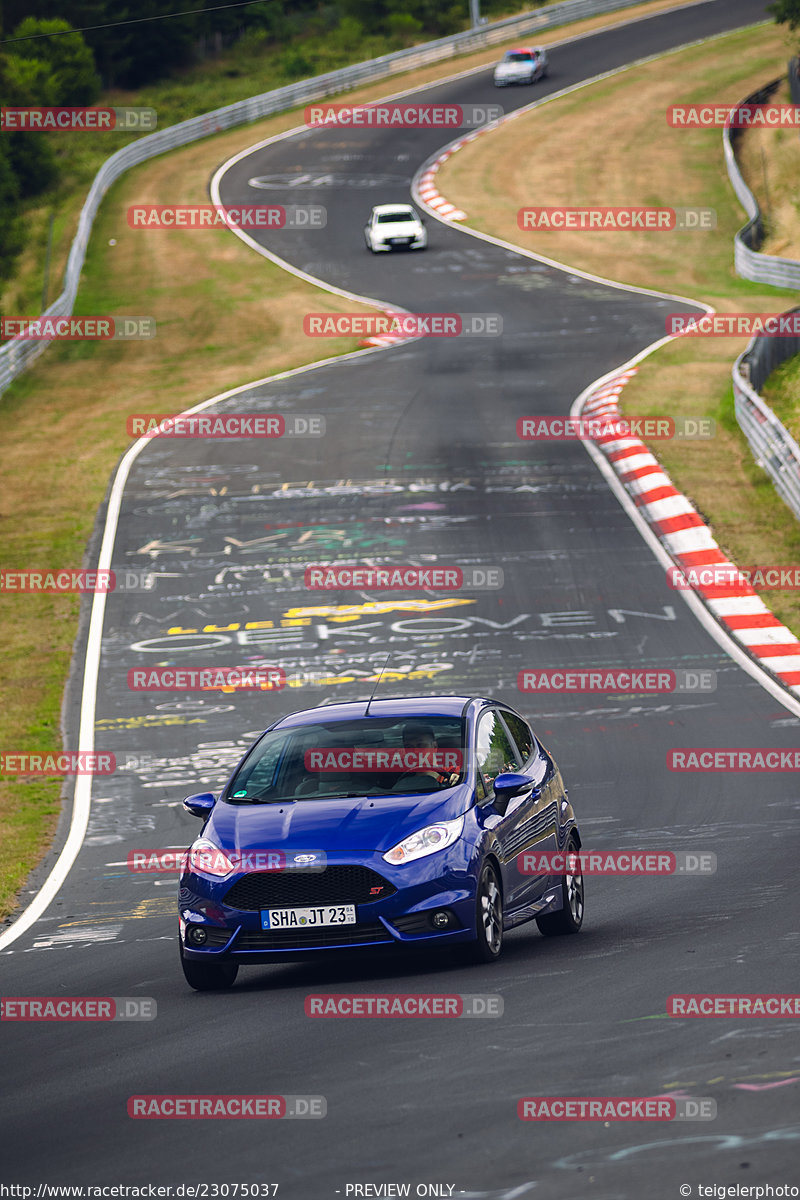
[496,709,561,912]
[473,707,533,914]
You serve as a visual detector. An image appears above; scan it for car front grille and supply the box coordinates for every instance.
[235,923,391,950]
[222,865,396,911]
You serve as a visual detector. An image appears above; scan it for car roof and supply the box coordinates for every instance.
[371,203,416,214]
[506,46,541,53]
[272,694,483,729]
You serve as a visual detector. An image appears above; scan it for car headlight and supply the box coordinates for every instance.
[383,815,464,865]
[187,837,236,878]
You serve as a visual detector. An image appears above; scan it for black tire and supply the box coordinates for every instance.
[468,861,504,963]
[536,837,584,936]
[180,941,239,991]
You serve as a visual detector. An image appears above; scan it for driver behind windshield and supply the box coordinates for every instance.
[394,724,460,789]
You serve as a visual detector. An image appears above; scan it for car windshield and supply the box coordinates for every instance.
[224,715,466,802]
[377,210,415,224]
[504,52,533,62]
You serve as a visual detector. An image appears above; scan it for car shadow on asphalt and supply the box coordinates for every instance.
[227,922,602,993]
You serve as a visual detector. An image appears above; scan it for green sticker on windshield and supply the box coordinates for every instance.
[233,790,248,797]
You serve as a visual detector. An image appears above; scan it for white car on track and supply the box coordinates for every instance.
[365,204,427,252]
[493,46,548,86]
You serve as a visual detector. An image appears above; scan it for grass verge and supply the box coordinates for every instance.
[1,0,708,322]
[737,76,800,450]
[437,20,800,635]
[0,0,704,922]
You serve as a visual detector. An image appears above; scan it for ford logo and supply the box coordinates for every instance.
[294,853,317,864]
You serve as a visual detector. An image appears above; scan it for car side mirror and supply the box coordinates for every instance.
[183,792,216,818]
[493,772,540,799]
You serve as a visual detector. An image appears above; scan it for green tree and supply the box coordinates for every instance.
[770,0,800,30]
[0,44,24,284]
[2,52,57,197]
[6,17,101,104]
[0,139,24,282]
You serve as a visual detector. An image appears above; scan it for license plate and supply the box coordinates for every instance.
[261,904,356,930]
[388,237,411,245]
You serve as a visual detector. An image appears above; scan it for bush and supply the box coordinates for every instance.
[0,140,23,282]
[7,18,101,106]
[278,46,314,78]
[386,12,423,43]
[7,133,57,198]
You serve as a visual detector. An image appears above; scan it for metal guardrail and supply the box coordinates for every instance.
[732,319,800,523]
[722,76,800,289]
[789,55,800,107]
[725,72,800,523]
[0,0,653,397]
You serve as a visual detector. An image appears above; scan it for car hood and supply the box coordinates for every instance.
[206,787,472,854]
[495,62,532,75]
[374,220,421,237]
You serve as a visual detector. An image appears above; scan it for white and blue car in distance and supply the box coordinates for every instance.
[493,46,549,86]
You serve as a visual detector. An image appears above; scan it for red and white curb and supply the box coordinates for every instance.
[580,371,800,697]
[417,143,474,222]
[358,330,414,348]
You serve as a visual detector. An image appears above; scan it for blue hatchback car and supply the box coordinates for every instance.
[178,695,583,989]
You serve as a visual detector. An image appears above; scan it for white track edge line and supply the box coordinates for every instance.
[0,1,771,950]
[411,20,768,300]
[0,345,392,952]
[569,355,800,720]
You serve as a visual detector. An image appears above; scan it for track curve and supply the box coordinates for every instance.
[4,3,798,1198]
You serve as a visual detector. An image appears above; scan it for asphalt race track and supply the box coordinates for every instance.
[4,1,799,1196]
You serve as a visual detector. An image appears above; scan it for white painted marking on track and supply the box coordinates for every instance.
[0,0,780,952]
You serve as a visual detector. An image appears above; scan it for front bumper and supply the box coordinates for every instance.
[493,71,535,86]
[179,846,477,963]
[370,235,426,251]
